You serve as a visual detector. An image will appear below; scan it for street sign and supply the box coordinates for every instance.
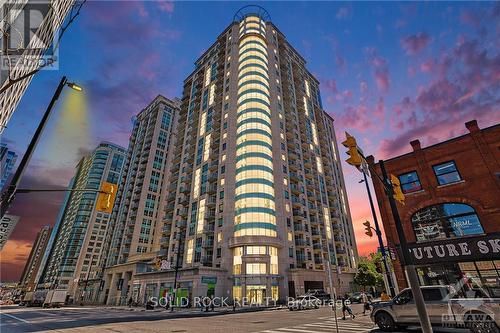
[201,276,217,284]
[0,214,19,250]
[407,232,500,265]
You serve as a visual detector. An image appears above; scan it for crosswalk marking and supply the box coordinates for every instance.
[255,318,374,333]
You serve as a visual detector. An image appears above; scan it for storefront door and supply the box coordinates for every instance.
[246,285,266,304]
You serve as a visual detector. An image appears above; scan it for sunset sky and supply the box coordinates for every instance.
[1,1,499,282]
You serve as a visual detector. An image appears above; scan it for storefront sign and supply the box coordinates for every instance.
[201,276,217,284]
[407,232,500,265]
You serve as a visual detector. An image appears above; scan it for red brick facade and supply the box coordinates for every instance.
[367,120,500,289]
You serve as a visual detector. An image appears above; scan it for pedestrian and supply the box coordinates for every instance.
[204,296,210,312]
[342,296,355,319]
[362,292,370,314]
[210,295,215,312]
[128,297,133,307]
[165,294,170,310]
[381,290,391,301]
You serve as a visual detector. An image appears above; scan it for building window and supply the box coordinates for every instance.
[398,171,422,194]
[433,161,461,185]
[411,203,484,242]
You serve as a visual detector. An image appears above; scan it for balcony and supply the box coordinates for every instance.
[295,239,306,247]
[202,239,214,248]
[293,223,305,232]
[203,224,215,233]
[206,195,217,206]
[176,220,187,228]
[205,209,216,220]
[336,247,347,254]
[201,256,213,266]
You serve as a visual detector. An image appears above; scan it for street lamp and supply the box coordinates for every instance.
[0,76,83,219]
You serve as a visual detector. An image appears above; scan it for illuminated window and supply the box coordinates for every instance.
[305,80,310,97]
[197,199,206,234]
[193,168,201,199]
[233,247,243,274]
[246,263,266,275]
[246,246,266,255]
[233,286,242,300]
[186,239,194,264]
[324,207,332,240]
[270,247,278,274]
[271,286,279,300]
[204,66,211,87]
[209,84,215,106]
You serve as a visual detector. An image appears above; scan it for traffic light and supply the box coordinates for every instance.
[375,260,383,273]
[390,174,405,205]
[96,182,117,213]
[341,132,363,168]
[363,221,373,237]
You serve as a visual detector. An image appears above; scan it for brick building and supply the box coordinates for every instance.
[367,120,500,296]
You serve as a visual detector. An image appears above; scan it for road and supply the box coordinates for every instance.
[0,304,469,333]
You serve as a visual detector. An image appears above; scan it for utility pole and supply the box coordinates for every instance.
[361,166,395,296]
[379,160,432,333]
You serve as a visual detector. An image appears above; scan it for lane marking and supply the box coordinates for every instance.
[271,328,322,333]
[1,312,30,323]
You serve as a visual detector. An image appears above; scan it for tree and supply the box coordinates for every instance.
[353,261,378,289]
[353,256,384,290]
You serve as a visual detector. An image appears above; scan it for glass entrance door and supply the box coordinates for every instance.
[246,285,266,304]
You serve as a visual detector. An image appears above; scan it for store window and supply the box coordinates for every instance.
[412,203,483,242]
[398,171,422,194]
[433,161,461,185]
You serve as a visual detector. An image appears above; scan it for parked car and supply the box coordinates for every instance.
[370,285,500,333]
[349,292,373,303]
[305,289,332,302]
[288,295,322,311]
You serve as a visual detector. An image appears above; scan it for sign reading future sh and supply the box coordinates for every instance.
[407,232,500,265]
[0,214,20,250]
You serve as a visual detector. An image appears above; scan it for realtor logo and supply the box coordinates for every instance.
[1,1,58,71]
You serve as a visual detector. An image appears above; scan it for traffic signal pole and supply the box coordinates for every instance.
[379,160,432,333]
[361,167,395,296]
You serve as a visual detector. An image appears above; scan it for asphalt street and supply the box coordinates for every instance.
[0,304,470,333]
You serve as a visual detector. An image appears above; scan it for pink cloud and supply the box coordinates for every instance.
[365,47,390,93]
[321,79,338,94]
[401,32,431,55]
[374,70,390,93]
[374,97,385,119]
[420,59,436,72]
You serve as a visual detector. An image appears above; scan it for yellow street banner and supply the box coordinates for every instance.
[96,182,117,213]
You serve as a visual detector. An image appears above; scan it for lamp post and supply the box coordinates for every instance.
[0,76,82,219]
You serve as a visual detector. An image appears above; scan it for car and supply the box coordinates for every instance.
[370,285,500,333]
[349,292,373,303]
[305,289,332,302]
[288,295,322,311]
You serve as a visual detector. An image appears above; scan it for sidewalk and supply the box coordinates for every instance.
[101,304,285,316]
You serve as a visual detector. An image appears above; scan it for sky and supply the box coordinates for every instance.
[1,1,499,282]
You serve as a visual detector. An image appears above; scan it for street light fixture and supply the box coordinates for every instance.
[67,82,83,91]
[0,76,82,220]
